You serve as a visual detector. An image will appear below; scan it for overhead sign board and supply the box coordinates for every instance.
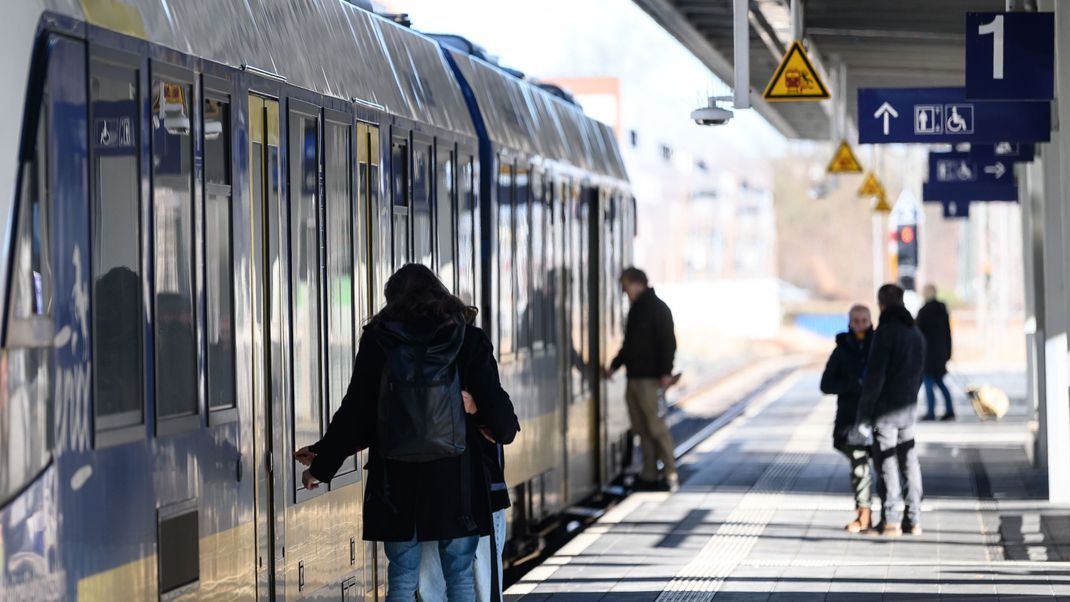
[942,200,970,219]
[966,12,1054,100]
[923,181,1017,203]
[763,41,831,102]
[970,142,1035,163]
[827,140,864,173]
[928,151,1014,186]
[858,171,885,198]
[857,87,1050,144]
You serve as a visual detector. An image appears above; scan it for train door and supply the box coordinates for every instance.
[564,181,598,503]
[247,94,286,599]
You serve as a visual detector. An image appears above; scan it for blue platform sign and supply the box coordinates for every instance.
[928,151,1015,187]
[923,181,1017,203]
[858,87,1050,144]
[966,12,1054,100]
[970,142,1035,163]
[942,200,970,219]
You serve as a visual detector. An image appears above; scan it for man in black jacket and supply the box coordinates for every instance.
[917,284,955,421]
[820,304,874,532]
[851,284,926,537]
[606,267,679,492]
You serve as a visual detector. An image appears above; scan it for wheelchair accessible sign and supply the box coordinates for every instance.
[857,87,1050,144]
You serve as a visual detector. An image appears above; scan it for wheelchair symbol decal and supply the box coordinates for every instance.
[943,104,974,135]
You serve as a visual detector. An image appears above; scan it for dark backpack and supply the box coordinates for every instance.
[374,315,467,462]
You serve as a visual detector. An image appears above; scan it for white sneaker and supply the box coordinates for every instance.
[666,474,680,493]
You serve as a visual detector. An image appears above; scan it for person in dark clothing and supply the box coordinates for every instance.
[606,267,679,492]
[850,284,926,537]
[420,392,511,602]
[295,264,519,602]
[820,304,875,533]
[917,284,955,421]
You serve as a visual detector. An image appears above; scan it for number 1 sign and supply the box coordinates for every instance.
[966,12,1054,100]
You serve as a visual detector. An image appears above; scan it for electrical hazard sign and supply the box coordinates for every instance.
[826,140,864,174]
[763,40,831,101]
[858,172,886,198]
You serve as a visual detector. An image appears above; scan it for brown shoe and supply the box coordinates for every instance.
[845,507,872,533]
[904,525,923,535]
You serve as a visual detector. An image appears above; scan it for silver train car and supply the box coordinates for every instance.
[0,1,633,599]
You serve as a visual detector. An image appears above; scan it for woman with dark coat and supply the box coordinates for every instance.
[295,264,519,601]
[916,284,954,421]
[820,304,875,532]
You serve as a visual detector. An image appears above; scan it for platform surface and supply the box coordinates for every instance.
[507,370,1070,601]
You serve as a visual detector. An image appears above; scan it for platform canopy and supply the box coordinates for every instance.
[633,0,1006,139]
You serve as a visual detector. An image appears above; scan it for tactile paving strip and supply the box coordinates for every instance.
[656,402,827,601]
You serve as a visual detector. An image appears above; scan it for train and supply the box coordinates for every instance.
[0,1,634,600]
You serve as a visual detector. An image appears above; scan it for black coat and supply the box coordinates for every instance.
[820,330,872,447]
[309,320,519,542]
[916,300,952,377]
[856,305,926,428]
[610,288,676,378]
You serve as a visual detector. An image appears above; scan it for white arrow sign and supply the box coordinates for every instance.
[984,162,1007,179]
[873,102,899,135]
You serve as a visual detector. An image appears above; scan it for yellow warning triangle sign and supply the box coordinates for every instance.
[762,40,831,101]
[827,140,864,174]
[873,193,892,213]
[857,171,885,198]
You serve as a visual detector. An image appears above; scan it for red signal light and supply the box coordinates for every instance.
[899,226,915,244]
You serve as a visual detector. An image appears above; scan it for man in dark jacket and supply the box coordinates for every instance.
[851,284,926,537]
[820,304,874,532]
[917,284,955,421]
[606,267,679,491]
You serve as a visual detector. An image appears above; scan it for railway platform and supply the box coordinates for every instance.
[507,370,1070,601]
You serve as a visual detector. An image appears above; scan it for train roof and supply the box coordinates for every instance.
[445,49,629,182]
[41,0,476,139]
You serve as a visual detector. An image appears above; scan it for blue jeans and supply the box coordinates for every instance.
[923,375,953,417]
[386,534,479,602]
[419,510,506,602]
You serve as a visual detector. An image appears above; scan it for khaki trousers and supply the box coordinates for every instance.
[625,378,677,481]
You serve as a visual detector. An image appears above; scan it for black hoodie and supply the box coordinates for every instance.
[820,329,872,447]
[856,304,927,428]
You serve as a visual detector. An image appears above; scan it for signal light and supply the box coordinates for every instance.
[899,225,915,244]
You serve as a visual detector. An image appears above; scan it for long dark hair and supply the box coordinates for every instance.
[371,263,477,326]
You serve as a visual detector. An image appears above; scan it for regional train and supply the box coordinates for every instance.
[0,1,634,599]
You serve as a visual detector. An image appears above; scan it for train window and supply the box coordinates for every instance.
[530,172,544,349]
[436,143,455,290]
[579,188,592,394]
[204,94,235,413]
[413,141,432,267]
[152,73,198,426]
[289,107,322,487]
[391,137,410,268]
[91,59,144,433]
[0,47,56,504]
[497,159,514,357]
[456,155,476,306]
[514,167,530,350]
[325,120,354,422]
[567,182,582,397]
[359,124,387,309]
[543,175,555,349]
